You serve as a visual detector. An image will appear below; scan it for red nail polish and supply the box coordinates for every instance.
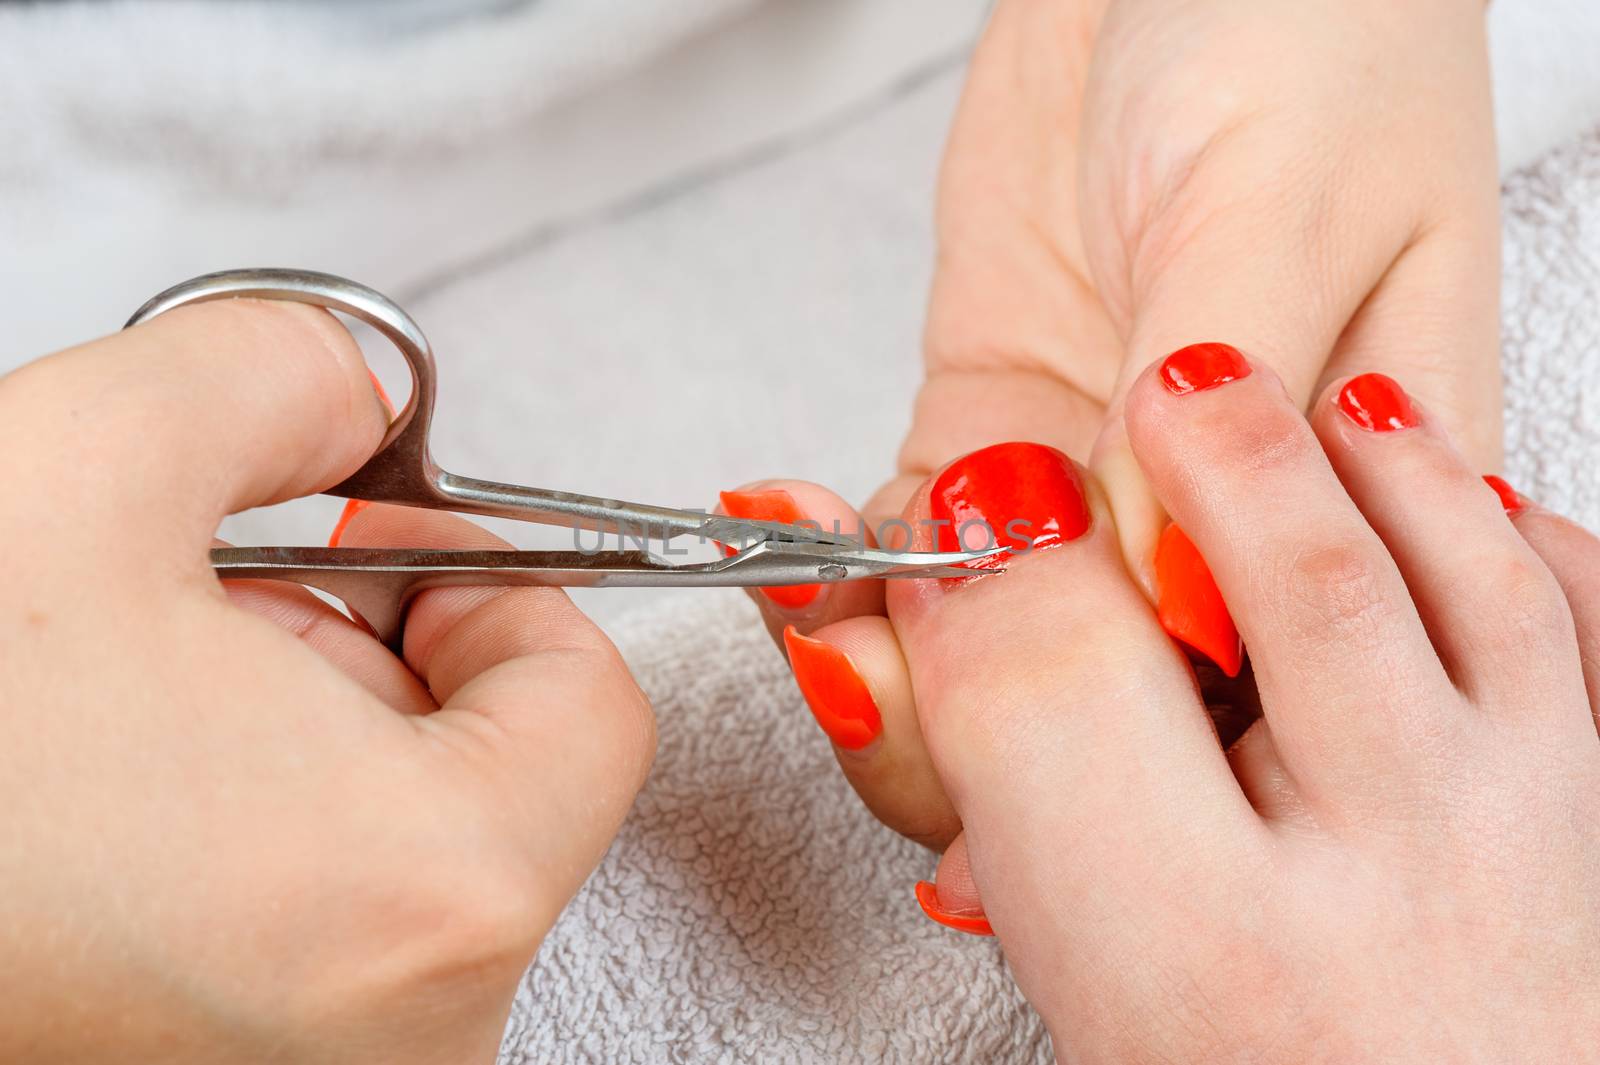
[718,489,821,609]
[1483,474,1526,515]
[328,499,370,548]
[914,881,994,936]
[1159,343,1252,395]
[1336,373,1420,432]
[930,442,1089,571]
[783,626,883,750]
[1155,523,1242,678]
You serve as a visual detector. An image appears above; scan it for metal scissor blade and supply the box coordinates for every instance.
[128,271,869,554]
[212,542,1000,648]
[425,473,861,548]
[727,539,1005,581]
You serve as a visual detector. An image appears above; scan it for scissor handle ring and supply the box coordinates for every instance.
[125,268,441,500]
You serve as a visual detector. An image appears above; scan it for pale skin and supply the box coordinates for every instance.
[727,0,1600,1053]
[0,302,656,1064]
[888,358,1600,1059]
[736,0,1504,861]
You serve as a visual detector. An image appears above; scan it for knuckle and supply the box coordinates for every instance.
[1274,538,1398,644]
[386,856,547,991]
[1479,555,1573,651]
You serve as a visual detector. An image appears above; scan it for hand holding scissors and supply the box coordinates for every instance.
[129,269,996,645]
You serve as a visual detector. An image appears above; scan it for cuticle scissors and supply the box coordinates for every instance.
[126,268,999,646]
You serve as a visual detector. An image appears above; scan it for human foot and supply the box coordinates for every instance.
[892,351,1600,1059]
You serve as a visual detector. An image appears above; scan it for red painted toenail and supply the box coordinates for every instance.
[914,881,994,936]
[1336,373,1420,432]
[1483,475,1527,515]
[783,626,883,750]
[930,442,1089,571]
[1158,343,1252,395]
[718,490,823,609]
[1154,523,1243,678]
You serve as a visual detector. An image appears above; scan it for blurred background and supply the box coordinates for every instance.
[3,0,1599,626]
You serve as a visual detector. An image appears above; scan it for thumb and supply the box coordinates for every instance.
[9,299,388,568]
[344,503,656,934]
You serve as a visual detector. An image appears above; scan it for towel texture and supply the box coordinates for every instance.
[1502,128,1600,526]
[496,123,1600,1061]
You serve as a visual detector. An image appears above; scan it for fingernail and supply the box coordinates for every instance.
[718,489,821,609]
[783,626,883,750]
[1336,373,1420,432]
[1483,474,1527,515]
[930,442,1089,571]
[1159,342,1252,395]
[328,499,371,548]
[1155,523,1242,678]
[914,881,993,936]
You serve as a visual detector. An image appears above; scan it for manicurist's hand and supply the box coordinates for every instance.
[0,302,655,1064]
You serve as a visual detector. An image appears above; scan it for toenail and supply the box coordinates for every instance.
[783,626,883,750]
[930,442,1089,571]
[718,489,822,609]
[1483,474,1527,515]
[1335,373,1420,432]
[1155,523,1244,678]
[1158,343,1253,395]
[913,881,994,936]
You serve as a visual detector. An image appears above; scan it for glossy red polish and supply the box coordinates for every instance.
[914,881,994,936]
[718,489,821,609]
[1336,373,1420,432]
[783,626,883,750]
[930,442,1089,571]
[1154,523,1242,678]
[1159,342,1252,395]
[1483,474,1526,515]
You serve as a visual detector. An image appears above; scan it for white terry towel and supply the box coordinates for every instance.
[495,124,1600,1061]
